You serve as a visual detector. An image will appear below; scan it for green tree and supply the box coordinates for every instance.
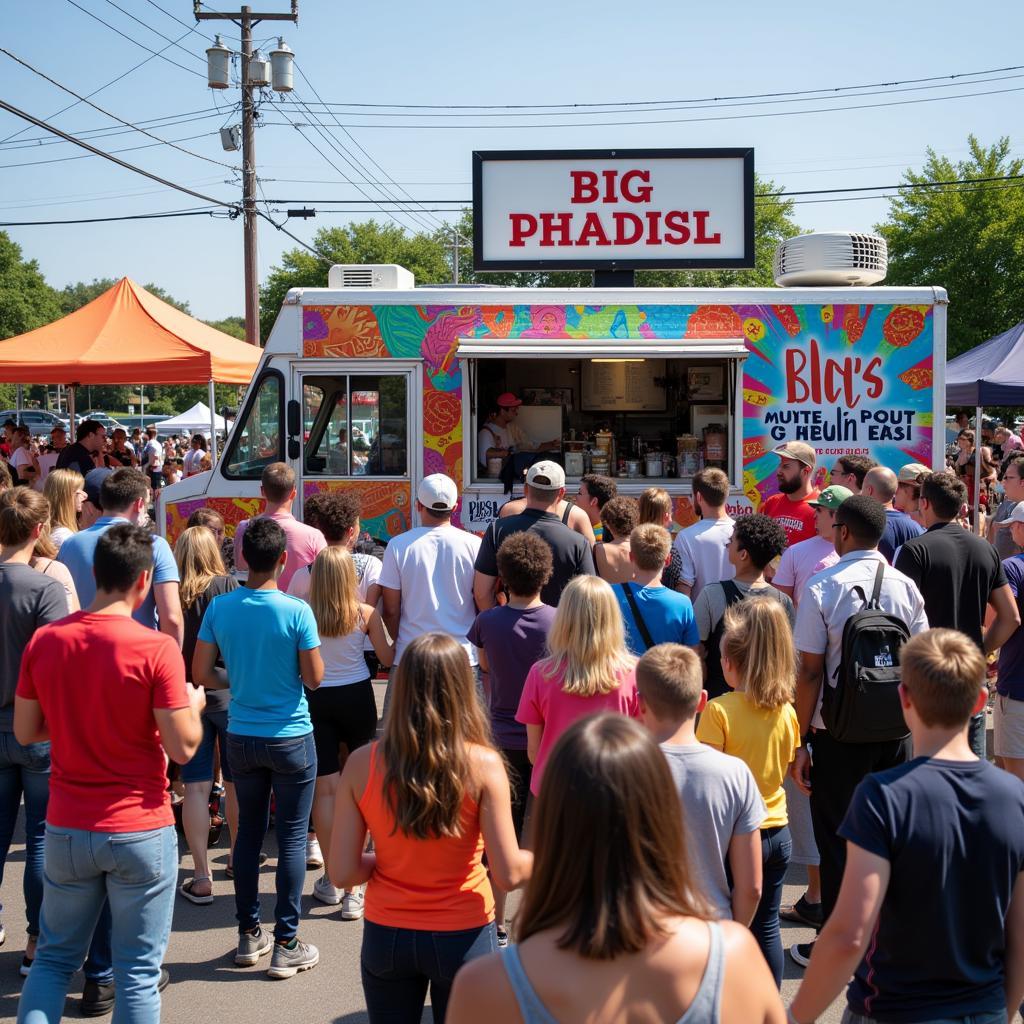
[60,277,190,316]
[259,220,451,340]
[0,232,62,408]
[204,315,246,339]
[878,136,1024,358]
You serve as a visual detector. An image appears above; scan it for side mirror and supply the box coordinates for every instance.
[286,399,301,437]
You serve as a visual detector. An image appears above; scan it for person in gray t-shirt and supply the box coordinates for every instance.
[990,455,1024,560]
[0,487,68,966]
[635,642,765,922]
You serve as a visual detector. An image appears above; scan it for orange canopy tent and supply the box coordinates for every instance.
[0,277,262,458]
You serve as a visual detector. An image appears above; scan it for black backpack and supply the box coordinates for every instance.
[821,561,911,744]
[705,580,746,700]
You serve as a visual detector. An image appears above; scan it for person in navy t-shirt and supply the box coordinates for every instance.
[996,505,1024,782]
[789,628,1024,1023]
[614,524,699,655]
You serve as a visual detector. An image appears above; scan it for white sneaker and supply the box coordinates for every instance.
[305,837,323,869]
[341,887,365,920]
[312,875,341,906]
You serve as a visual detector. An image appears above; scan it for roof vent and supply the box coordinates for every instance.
[773,232,888,287]
[327,264,415,289]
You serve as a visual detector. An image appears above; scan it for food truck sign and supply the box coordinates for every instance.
[473,148,755,272]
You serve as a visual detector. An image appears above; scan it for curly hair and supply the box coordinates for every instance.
[304,490,361,543]
[496,531,553,597]
[600,496,639,541]
[732,513,787,570]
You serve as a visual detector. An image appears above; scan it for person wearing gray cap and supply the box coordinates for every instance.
[761,442,819,547]
[474,461,595,611]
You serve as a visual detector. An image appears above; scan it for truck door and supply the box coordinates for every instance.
[291,361,420,542]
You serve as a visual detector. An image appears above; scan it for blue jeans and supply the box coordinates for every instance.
[0,731,50,937]
[968,711,986,759]
[180,709,232,784]
[18,825,177,1024]
[750,824,791,988]
[842,1010,1006,1024]
[361,919,498,1024]
[226,731,316,942]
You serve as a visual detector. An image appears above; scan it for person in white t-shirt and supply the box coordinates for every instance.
[35,426,66,492]
[142,427,163,489]
[9,427,40,489]
[672,468,734,601]
[379,474,481,672]
[772,485,852,606]
[477,392,558,469]
[183,434,207,477]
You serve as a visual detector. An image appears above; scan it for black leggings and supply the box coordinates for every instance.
[307,680,378,776]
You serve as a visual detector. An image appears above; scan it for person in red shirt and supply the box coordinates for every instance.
[14,523,204,1024]
[760,442,820,547]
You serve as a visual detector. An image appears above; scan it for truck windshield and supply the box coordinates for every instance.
[224,372,282,478]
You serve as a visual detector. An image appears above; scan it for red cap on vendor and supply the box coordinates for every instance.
[496,392,523,409]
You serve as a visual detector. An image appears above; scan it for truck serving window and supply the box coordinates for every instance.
[223,371,283,479]
[302,374,408,478]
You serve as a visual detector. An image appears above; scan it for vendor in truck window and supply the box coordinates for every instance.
[477,392,559,467]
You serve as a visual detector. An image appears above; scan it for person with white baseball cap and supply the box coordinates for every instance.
[379,474,481,671]
[473,461,595,611]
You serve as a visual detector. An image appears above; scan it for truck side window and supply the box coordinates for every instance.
[224,372,282,479]
[302,374,408,478]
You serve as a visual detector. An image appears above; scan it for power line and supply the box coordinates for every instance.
[0,207,223,227]
[0,29,206,147]
[64,0,207,79]
[264,83,1024,130]
[100,0,208,64]
[282,62,1024,111]
[0,109,224,150]
[0,98,239,209]
[0,131,225,170]
[143,0,216,39]
[291,62,445,233]
[0,48,237,170]
[256,209,330,259]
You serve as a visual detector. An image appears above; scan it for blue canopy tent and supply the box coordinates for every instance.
[945,321,1024,531]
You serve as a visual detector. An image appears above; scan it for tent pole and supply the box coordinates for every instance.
[208,380,218,464]
[975,405,983,535]
[68,386,76,434]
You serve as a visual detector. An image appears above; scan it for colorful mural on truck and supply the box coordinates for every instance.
[303,301,934,524]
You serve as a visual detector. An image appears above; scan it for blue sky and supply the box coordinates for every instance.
[2,0,1022,321]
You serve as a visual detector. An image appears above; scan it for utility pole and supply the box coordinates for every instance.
[195,2,298,345]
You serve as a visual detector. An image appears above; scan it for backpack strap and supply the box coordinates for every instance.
[619,583,656,651]
[868,560,886,609]
[720,579,744,607]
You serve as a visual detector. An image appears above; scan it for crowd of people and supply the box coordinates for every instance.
[0,418,215,498]
[0,435,1023,1024]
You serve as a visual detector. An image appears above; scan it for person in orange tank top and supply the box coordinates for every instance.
[329,632,532,1024]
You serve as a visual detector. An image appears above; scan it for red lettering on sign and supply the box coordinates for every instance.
[612,212,644,245]
[645,211,662,245]
[621,170,653,203]
[664,211,691,245]
[509,213,537,247]
[575,212,612,246]
[570,171,599,204]
[785,339,886,409]
[539,212,573,246]
[693,210,721,244]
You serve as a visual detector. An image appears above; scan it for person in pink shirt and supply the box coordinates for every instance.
[771,486,852,607]
[233,463,326,591]
[516,575,639,796]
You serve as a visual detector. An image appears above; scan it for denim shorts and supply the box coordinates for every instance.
[180,709,231,784]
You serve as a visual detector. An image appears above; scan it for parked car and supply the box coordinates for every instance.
[77,411,127,433]
[0,409,69,436]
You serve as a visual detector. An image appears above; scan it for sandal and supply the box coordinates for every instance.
[179,877,214,905]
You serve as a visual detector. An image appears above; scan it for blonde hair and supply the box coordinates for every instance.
[720,597,795,709]
[383,633,494,838]
[629,522,672,571]
[539,575,635,696]
[638,487,672,526]
[309,546,359,638]
[174,526,227,609]
[44,469,84,535]
[901,628,986,727]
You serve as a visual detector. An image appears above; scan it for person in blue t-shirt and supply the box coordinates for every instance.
[996,505,1024,782]
[57,467,182,642]
[194,517,325,980]
[789,628,1024,1023]
[614,524,699,655]
[862,466,924,564]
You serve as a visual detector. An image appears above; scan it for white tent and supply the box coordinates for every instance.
[156,401,226,436]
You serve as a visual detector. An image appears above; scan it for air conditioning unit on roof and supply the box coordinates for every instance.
[773,232,888,287]
[327,264,415,289]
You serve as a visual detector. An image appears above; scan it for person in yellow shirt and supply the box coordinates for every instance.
[696,597,800,988]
